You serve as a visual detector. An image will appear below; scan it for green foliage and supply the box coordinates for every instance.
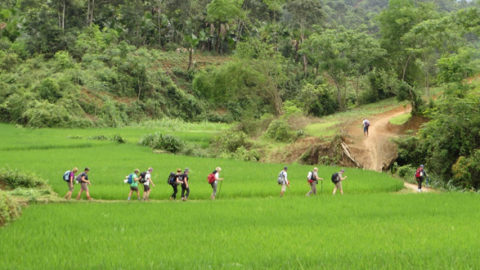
[213,130,250,153]
[140,133,184,154]
[265,119,296,142]
[451,149,480,189]
[0,168,47,189]
[193,59,284,120]
[0,190,21,226]
[437,49,476,84]
[298,83,338,117]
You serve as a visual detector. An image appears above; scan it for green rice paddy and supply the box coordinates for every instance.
[1,123,479,269]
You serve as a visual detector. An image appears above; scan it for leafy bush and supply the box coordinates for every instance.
[266,119,296,142]
[298,83,338,117]
[213,130,250,153]
[112,135,126,144]
[0,169,47,189]
[451,150,480,189]
[397,165,416,181]
[140,133,184,153]
[0,191,21,226]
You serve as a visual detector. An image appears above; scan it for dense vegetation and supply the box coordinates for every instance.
[1,0,480,189]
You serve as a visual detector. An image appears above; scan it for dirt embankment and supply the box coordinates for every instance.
[345,104,427,172]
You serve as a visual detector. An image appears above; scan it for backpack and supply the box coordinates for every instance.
[331,173,340,183]
[308,171,316,182]
[365,120,370,127]
[277,171,285,185]
[167,172,176,185]
[207,173,216,184]
[415,168,423,178]
[63,170,71,182]
[127,173,133,184]
[139,172,147,183]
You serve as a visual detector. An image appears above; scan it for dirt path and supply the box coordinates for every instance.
[346,105,411,171]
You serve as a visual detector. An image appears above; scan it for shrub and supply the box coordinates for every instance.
[140,133,184,153]
[213,130,250,153]
[452,150,480,190]
[0,191,21,226]
[397,165,416,181]
[112,135,126,144]
[0,168,47,189]
[266,119,295,142]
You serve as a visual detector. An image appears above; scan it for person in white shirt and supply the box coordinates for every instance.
[306,167,323,196]
[362,119,370,136]
[210,167,224,200]
[278,167,289,197]
[142,167,155,200]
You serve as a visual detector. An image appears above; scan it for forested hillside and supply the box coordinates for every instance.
[1,0,480,189]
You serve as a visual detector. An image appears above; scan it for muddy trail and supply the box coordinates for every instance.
[345,105,411,172]
[344,105,434,192]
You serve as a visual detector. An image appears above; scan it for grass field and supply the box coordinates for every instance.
[1,193,480,269]
[0,124,403,200]
[1,123,480,269]
[389,113,412,125]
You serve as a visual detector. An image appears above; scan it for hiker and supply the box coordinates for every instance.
[208,167,224,200]
[142,168,155,200]
[415,165,427,192]
[64,167,78,200]
[277,167,289,197]
[169,168,183,200]
[127,169,141,201]
[306,167,323,196]
[332,169,347,195]
[180,168,190,201]
[76,167,92,200]
[363,119,370,136]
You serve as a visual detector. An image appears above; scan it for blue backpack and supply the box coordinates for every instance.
[63,171,71,182]
[127,173,134,184]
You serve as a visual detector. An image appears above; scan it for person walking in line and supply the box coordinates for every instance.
[180,168,190,201]
[208,167,224,200]
[278,167,289,197]
[142,168,155,201]
[306,167,323,196]
[363,119,370,137]
[169,169,183,200]
[331,169,347,195]
[64,167,78,200]
[127,169,141,201]
[76,167,92,200]
[415,164,427,192]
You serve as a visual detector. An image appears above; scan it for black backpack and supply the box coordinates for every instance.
[139,172,147,183]
[331,173,340,183]
[167,172,176,185]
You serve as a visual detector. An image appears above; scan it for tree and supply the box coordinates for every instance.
[283,0,323,75]
[377,0,437,83]
[402,16,462,96]
[206,0,245,54]
[302,28,384,108]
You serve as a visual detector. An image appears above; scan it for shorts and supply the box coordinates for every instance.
[281,184,287,192]
[130,186,138,191]
[67,182,74,191]
[334,181,342,190]
[80,182,88,191]
[143,185,150,192]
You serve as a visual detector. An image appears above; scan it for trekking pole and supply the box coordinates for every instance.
[321,180,323,193]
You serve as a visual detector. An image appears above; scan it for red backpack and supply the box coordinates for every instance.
[415,168,423,178]
[207,173,216,184]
